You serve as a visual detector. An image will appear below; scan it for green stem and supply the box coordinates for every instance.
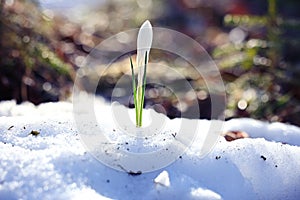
[139,51,148,127]
[130,52,148,127]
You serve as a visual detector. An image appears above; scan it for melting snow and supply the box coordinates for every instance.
[0,100,300,199]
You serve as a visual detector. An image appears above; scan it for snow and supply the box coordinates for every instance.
[154,170,170,187]
[0,100,300,199]
[224,118,300,146]
[190,188,222,200]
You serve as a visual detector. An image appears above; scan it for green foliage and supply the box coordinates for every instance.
[130,52,148,127]
[0,0,74,103]
[213,0,300,125]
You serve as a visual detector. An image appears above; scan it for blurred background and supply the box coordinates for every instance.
[1,0,300,125]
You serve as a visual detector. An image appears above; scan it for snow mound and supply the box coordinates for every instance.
[224,118,300,146]
[0,100,300,199]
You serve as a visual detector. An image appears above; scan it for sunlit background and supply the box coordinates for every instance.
[1,0,300,125]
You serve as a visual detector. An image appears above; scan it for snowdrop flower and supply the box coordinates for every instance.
[130,20,153,127]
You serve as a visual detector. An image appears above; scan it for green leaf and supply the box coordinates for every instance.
[130,56,138,126]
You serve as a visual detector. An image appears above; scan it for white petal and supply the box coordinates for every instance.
[137,20,153,53]
[136,20,153,88]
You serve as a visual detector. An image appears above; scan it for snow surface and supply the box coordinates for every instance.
[0,100,300,200]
